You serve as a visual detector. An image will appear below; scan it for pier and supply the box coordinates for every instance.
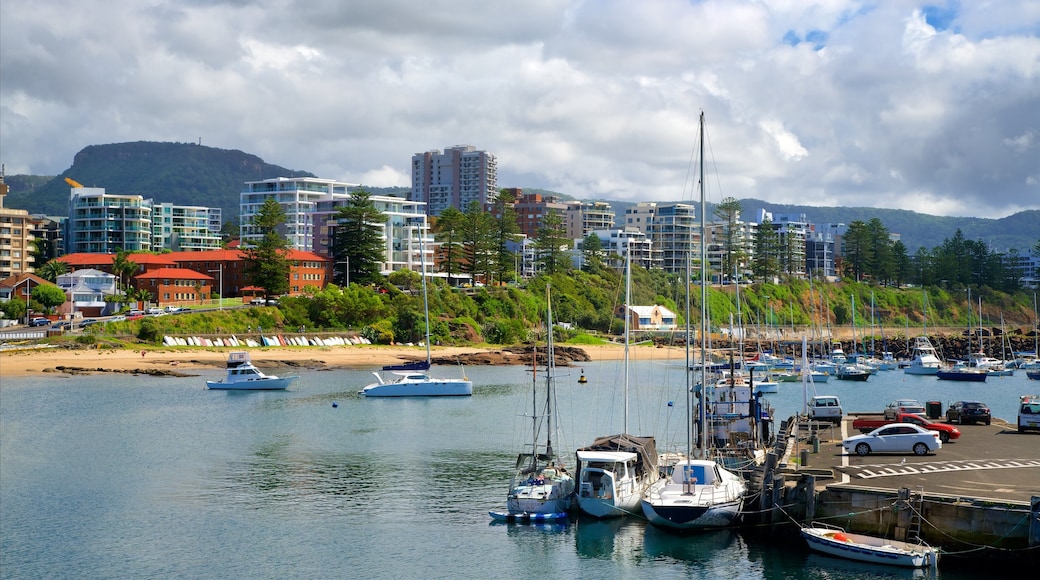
[757,414,1040,562]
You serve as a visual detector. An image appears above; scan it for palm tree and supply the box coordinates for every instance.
[36,259,69,283]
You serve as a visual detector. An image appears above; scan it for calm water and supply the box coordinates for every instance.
[2,353,1034,579]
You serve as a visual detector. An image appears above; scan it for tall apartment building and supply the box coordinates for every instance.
[310,195,433,277]
[589,228,657,270]
[240,177,358,251]
[768,212,810,278]
[626,202,698,275]
[565,201,615,240]
[151,203,222,251]
[66,187,152,254]
[0,172,35,278]
[411,145,497,216]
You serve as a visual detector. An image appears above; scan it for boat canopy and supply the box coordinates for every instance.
[576,434,658,473]
[381,360,430,372]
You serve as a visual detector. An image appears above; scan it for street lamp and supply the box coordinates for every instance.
[208,264,223,310]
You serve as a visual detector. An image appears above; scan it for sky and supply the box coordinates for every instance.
[2,1,1039,219]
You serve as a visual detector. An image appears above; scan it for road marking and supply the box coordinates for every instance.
[841,458,1040,479]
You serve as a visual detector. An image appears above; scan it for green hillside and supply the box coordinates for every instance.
[3,141,314,223]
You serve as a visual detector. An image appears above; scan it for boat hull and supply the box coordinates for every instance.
[358,378,472,397]
[488,510,567,523]
[801,527,938,568]
[936,370,987,382]
[206,377,296,390]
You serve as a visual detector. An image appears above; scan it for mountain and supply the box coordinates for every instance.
[4,141,1036,253]
[3,141,314,224]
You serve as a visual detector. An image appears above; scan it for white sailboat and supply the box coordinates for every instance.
[640,112,747,532]
[359,226,472,397]
[904,291,941,376]
[576,250,660,518]
[491,284,575,522]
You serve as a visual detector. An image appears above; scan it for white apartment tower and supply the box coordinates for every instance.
[151,203,222,251]
[240,177,359,251]
[411,145,497,216]
[66,187,152,254]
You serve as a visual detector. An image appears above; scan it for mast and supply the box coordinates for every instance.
[967,288,972,359]
[623,248,631,434]
[418,221,433,365]
[545,283,555,461]
[697,110,708,459]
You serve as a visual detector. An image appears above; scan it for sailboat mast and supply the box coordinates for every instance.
[624,248,631,433]
[418,221,433,365]
[545,283,555,460]
[698,110,708,458]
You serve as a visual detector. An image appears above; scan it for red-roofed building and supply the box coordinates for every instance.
[135,268,215,306]
[55,249,331,305]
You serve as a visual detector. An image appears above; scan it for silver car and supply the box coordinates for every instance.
[842,423,942,456]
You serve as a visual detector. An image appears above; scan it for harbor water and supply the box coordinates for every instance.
[2,355,1035,579]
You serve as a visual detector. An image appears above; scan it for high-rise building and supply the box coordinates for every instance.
[151,203,222,251]
[240,177,359,251]
[565,201,615,240]
[66,187,152,254]
[0,172,36,278]
[411,145,497,216]
[513,192,568,239]
[626,202,698,275]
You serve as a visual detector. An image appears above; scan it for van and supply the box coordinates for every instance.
[1017,395,1040,433]
[808,395,844,424]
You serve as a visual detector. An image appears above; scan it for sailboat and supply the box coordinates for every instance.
[904,291,941,376]
[358,226,472,397]
[640,112,747,532]
[575,249,660,518]
[936,288,987,382]
[490,284,576,522]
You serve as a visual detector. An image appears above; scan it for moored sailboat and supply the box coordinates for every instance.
[491,284,575,521]
[576,250,660,518]
[640,112,747,532]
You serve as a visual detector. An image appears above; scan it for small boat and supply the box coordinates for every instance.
[206,351,298,390]
[834,364,870,381]
[903,336,942,375]
[1026,369,1040,381]
[358,230,472,398]
[801,524,939,568]
[936,364,988,382]
[488,510,568,523]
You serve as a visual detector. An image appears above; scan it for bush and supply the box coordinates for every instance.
[75,334,98,346]
[137,318,161,343]
[363,320,395,345]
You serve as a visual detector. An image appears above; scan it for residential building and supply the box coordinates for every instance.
[136,268,215,306]
[767,211,810,278]
[589,228,657,270]
[626,202,699,275]
[0,172,36,278]
[240,177,359,251]
[151,202,222,251]
[513,192,568,239]
[615,304,678,331]
[411,145,497,216]
[55,268,119,318]
[66,187,152,254]
[565,200,615,240]
[28,215,64,263]
[311,195,433,279]
[0,274,55,322]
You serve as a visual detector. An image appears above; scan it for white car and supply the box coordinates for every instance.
[842,423,942,456]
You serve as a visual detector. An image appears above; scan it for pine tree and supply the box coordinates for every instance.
[333,188,386,286]
[242,198,291,299]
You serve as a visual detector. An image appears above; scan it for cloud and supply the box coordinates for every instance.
[2,0,1038,218]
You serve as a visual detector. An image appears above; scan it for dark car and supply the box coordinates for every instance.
[78,318,98,327]
[946,400,992,425]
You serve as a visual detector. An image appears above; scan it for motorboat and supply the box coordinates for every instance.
[936,363,988,382]
[206,351,298,390]
[801,524,939,568]
[903,336,941,375]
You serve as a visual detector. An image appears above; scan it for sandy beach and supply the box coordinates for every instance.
[0,343,687,378]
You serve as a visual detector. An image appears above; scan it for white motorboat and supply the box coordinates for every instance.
[801,525,939,568]
[903,336,941,375]
[206,351,298,390]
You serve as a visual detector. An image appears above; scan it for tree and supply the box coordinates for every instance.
[534,210,570,276]
[890,240,912,287]
[461,201,495,284]
[32,284,67,313]
[582,234,604,271]
[713,197,745,281]
[35,259,69,283]
[842,220,871,281]
[111,250,138,291]
[220,220,240,243]
[490,189,521,284]
[751,219,780,281]
[1,297,27,321]
[866,218,893,283]
[242,198,291,299]
[333,188,386,286]
[433,206,466,285]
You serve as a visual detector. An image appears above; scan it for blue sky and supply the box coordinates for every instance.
[2,0,1038,218]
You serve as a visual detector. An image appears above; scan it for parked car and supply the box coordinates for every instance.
[851,413,961,443]
[50,321,72,330]
[946,401,992,425]
[1018,395,1040,433]
[78,318,98,327]
[146,307,165,316]
[883,399,926,420]
[842,423,942,456]
[164,306,183,313]
[808,395,844,424]
[29,317,50,327]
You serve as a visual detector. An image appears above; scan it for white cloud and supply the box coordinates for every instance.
[1,0,1038,218]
